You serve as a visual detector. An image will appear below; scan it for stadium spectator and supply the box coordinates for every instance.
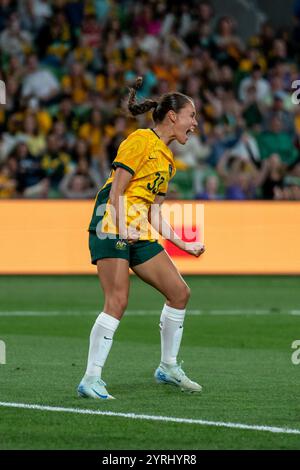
[21,54,61,104]
[6,54,25,85]
[212,16,244,68]
[263,92,295,134]
[217,151,257,200]
[41,133,71,193]
[78,108,103,160]
[81,12,102,48]
[71,138,91,164]
[195,173,223,200]
[239,64,271,103]
[36,9,71,64]
[17,113,46,157]
[54,95,80,134]
[257,115,299,165]
[0,12,32,59]
[59,163,99,199]
[62,61,93,104]
[254,153,286,200]
[18,0,53,33]
[13,141,48,197]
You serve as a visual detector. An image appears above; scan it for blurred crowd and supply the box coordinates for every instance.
[1,0,300,200]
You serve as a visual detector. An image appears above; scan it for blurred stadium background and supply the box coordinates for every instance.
[1,0,300,201]
[1,0,300,451]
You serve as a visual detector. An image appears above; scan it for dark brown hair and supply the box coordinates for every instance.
[128,77,193,123]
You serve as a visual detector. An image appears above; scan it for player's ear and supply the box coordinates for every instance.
[167,110,177,124]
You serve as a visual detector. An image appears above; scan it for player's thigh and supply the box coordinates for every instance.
[131,250,190,308]
[97,258,130,317]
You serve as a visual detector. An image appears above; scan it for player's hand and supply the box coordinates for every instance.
[183,242,205,257]
[120,227,140,245]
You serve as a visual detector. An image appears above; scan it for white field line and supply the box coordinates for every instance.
[0,401,299,436]
[0,309,299,317]
[209,309,270,315]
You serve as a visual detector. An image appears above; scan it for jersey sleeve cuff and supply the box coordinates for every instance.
[157,192,166,196]
[112,161,135,176]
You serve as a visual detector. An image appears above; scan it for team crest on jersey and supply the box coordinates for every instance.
[115,240,127,250]
[169,164,173,177]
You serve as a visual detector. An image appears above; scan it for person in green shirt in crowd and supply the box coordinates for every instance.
[256,115,298,165]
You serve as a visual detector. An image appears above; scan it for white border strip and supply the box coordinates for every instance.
[0,401,299,435]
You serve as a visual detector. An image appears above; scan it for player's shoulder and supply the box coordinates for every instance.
[119,128,154,153]
[125,128,154,142]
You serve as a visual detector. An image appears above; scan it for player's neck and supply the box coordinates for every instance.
[152,125,175,146]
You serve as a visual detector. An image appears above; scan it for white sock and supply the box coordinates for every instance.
[85,312,120,378]
[159,304,186,366]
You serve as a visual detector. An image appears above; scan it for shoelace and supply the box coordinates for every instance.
[96,378,107,387]
[173,361,186,379]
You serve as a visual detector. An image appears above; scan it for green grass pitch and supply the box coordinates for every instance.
[0,275,300,450]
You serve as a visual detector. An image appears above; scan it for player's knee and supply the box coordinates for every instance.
[105,293,128,316]
[118,295,128,313]
[170,283,190,307]
[181,284,191,305]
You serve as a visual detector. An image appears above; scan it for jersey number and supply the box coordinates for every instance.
[147,172,165,194]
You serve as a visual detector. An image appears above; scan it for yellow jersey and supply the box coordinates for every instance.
[89,128,176,239]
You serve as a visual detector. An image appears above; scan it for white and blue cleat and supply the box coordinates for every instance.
[77,375,115,400]
[154,362,202,393]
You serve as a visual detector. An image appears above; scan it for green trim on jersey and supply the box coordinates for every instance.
[112,161,135,176]
[88,183,112,232]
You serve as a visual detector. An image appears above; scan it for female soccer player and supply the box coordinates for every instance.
[78,77,205,399]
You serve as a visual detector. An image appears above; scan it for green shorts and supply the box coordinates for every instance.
[89,231,164,268]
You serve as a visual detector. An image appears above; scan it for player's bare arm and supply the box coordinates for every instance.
[149,194,205,257]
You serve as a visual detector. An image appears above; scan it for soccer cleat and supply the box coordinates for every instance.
[77,375,115,399]
[154,361,202,393]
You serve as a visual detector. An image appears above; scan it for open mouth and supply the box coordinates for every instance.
[186,128,194,136]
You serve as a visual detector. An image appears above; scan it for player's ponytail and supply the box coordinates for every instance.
[127,76,193,123]
[128,77,158,116]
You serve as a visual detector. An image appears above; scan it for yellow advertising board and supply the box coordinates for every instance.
[0,201,299,274]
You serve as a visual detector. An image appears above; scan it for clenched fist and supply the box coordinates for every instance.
[183,242,205,257]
